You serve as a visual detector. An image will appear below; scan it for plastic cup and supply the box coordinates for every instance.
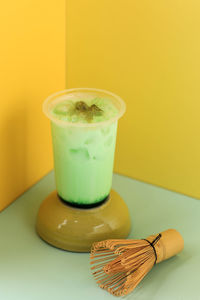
[43,88,126,206]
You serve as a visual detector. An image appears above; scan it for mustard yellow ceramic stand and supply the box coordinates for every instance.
[36,190,131,252]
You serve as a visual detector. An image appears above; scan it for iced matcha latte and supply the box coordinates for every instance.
[43,88,126,206]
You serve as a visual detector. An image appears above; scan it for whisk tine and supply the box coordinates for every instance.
[90,234,163,297]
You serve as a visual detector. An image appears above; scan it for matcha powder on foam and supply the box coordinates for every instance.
[51,97,119,124]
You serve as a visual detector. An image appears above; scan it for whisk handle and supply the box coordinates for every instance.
[146,229,184,263]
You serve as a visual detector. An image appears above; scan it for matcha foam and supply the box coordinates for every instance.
[51,97,119,124]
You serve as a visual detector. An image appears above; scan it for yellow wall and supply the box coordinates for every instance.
[0,1,65,210]
[1,0,200,211]
[66,0,200,199]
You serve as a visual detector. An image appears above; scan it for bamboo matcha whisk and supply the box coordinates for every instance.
[90,229,184,297]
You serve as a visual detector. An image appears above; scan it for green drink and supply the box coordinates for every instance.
[43,88,126,206]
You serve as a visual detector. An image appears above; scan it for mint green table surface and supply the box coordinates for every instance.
[0,172,199,300]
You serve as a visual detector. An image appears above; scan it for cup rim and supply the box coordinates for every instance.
[43,88,126,128]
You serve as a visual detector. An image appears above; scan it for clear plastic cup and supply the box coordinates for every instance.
[43,88,126,206]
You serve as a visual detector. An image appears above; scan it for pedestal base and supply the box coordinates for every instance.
[36,190,131,252]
